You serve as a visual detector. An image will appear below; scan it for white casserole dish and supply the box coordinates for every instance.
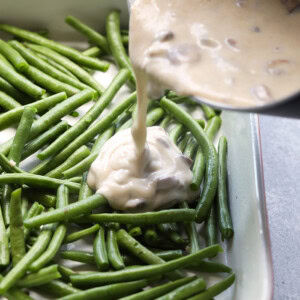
[0,0,273,299]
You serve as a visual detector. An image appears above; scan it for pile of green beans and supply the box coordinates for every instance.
[0,11,235,300]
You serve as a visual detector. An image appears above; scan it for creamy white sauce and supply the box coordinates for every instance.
[129,0,300,108]
[87,127,194,212]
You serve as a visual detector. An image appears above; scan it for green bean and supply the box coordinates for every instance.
[82,46,102,57]
[23,202,44,240]
[29,92,136,175]
[128,226,142,237]
[120,277,196,300]
[0,39,28,72]
[25,65,80,96]
[0,24,109,71]
[157,223,186,245]
[107,229,125,270]
[205,204,218,249]
[1,185,11,225]
[29,185,68,271]
[0,220,56,294]
[64,224,99,244]
[190,147,205,191]
[117,229,183,280]
[169,124,185,144]
[205,116,222,142]
[58,265,77,281]
[77,209,195,225]
[146,107,164,126]
[10,188,26,266]
[0,90,21,110]
[157,277,206,300]
[187,273,235,300]
[78,171,93,200]
[26,44,105,94]
[200,104,216,120]
[70,245,222,286]
[61,250,95,264]
[21,196,28,218]
[159,115,171,130]
[0,205,9,266]
[194,119,206,129]
[0,76,27,103]
[94,226,109,270]
[217,136,233,240]
[144,227,159,246]
[106,11,135,83]
[0,59,45,98]
[0,153,24,174]
[180,202,200,254]
[22,121,68,160]
[35,279,81,297]
[186,260,232,273]
[38,69,129,160]
[60,279,148,300]
[63,127,114,178]
[45,145,90,178]
[66,16,109,53]
[160,97,218,223]
[121,34,129,45]
[178,133,191,152]
[23,188,56,208]
[67,176,82,182]
[17,264,61,288]
[0,52,13,68]
[0,173,80,193]
[0,92,67,131]
[184,137,198,160]
[9,106,36,165]
[37,52,78,79]
[24,194,107,228]
[9,40,97,97]
[152,249,184,261]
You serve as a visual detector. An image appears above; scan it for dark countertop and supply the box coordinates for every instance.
[259,115,300,300]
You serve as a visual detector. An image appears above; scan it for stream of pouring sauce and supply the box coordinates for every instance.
[88,0,300,211]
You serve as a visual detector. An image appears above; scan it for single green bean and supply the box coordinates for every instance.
[63,127,114,178]
[157,277,206,300]
[0,59,45,98]
[194,119,206,129]
[0,173,80,193]
[144,227,159,246]
[0,153,25,174]
[169,124,185,144]
[0,39,28,71]
[58,265,77,280]
[35,279,81,297]
[29,185,68,271]
[180,202,200,253]
[66,16,109,53]
[60,279,149,300]
[184,137,198,161]
[82,46,101,57]
[24,194,107,228]
[78,171,93,200]
[187,273,235,300]
[121,34,129,45]
[0,220,56,294]
[26,44,105,94]
[107,229,125,270]
[117,229,183,280]
[200,104,217,120]
[61,250,94,264]
[120,277,196,300]
[186,260,232,273]
[22,121,68,160]
[0,24,109,70]
[9,40,97,97]
[25,65,80,96]
[28,92,136,175]
[1,185,11,225]
[159,115,171,130]
[10,188,26,266]
[64,224,99,244]
[94,226,109,270]
[178,133,191,152]
[217,136,233,240]
[38,69,129,160]
[0,205,9,266]
[21,196,28,218]
[205,116,222,142]
[0,76,27,103]
[146,107,164,126]
[45,145,90,178]
[17,264,61,288]
[70,245,222,286]
[0,92,67,131]
[205,204,218,249]
[128,226,142,237]
[106,10,135,84]
[190,147,205,191]
[0,91,21,110]
[77,209,195,225]
[8,106,36,165]
[0,52,13,68]
[160,97,218,223]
